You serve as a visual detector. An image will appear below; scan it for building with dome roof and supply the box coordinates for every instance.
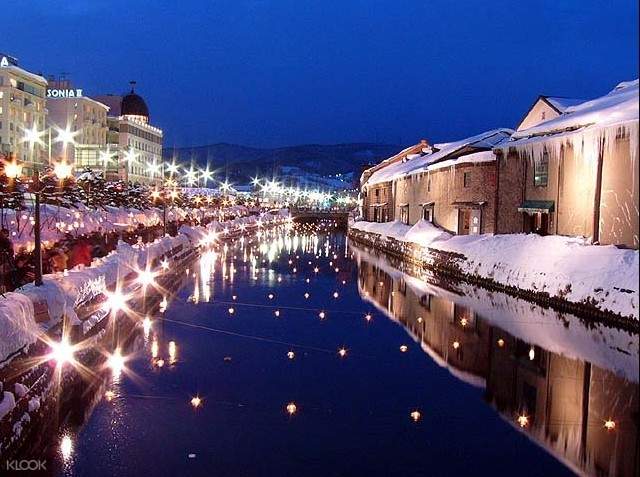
[94,82,163,185]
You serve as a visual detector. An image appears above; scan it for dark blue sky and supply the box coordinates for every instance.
[5,0,638,148]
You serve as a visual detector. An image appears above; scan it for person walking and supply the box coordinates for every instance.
[0,228,15,292]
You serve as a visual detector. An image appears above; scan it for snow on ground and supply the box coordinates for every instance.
[351,220,639,319]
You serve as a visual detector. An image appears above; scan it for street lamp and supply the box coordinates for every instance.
[11,159,73,286]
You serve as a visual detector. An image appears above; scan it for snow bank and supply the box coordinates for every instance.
[0,209,291,365]
[351,221,639,319]
[404,220,452,247]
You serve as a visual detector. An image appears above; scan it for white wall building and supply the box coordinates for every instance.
[95,83,163,185]
[46,78,109,169]
[0,53,48,175]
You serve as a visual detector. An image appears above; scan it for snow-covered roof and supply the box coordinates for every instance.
[511,79,639,142]
[2,64,48,86]
[364,128,512,187]
[543,96,585,112]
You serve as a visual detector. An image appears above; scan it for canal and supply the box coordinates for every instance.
[31,222,638,476]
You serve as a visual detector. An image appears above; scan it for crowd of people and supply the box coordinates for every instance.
[0,220,186,294]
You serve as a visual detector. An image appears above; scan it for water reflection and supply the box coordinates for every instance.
[353,246,639,477]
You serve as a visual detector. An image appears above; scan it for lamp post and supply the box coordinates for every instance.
[7,160,72,286]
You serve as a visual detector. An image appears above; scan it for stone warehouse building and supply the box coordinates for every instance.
[495,80,639,248]
[360,141,429,223]
[361,129,512,235]
[358,79,639,247]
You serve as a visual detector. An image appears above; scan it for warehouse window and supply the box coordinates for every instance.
[534,150,549,187]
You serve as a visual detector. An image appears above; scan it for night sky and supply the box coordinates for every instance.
[4,0,638,148]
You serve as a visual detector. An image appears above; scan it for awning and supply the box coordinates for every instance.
[517,200,555,213]
[370,203,388,207]
[451,201,486,209]
[398,203,409,207]
[419,201,435,207]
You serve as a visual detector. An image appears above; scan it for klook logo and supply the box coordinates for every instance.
[5,459,47,471]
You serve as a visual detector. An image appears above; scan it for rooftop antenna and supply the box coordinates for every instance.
[129,80,137,92]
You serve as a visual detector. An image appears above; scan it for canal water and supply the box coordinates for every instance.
[38,222,637,476]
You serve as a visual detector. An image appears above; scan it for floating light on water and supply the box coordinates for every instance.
[517,414,529,428]
[314,267,319,273]
[232,295,237,301]
[286,402,297,415]
[528,347,535,361]
[287,351,295,360]
[274,310,281,317]
[333,291,339,298]
[318,311,326,319]
[104,390,115,401]
[304,292,310,299]
[365,313,372,322]
[604,419,616,431]
[497,338,505,347]
[228,307,235,315]
[452,341,460,350]
[156,358,165,368]
[460,318,468,327]
[151,339,159,358]
[107,349,125,376]
[169,341,177,363]
[410,410,421,422]
[400,345,408,353]
[60,435,73,460]
[338,347,347,358]
[268,293,274,299]
[191,396,202,408]
[142,317,152,337]
[335,268,339,273]
[417,317,423,323]
[305,278,310,283]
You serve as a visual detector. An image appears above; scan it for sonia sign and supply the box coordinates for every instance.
[47,88,83,98]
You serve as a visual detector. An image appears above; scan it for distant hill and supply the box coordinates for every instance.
[163,142,401,189]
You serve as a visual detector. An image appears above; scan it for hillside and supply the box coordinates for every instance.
[163,142,401,189]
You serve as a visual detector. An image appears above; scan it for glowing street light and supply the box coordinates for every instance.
[53,161,73,180]
[4,160,22,179]
[49,338,75,366]
[21,124,45,148]
[54,125,79,148]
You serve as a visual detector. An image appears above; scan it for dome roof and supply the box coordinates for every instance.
[121,85,149,119]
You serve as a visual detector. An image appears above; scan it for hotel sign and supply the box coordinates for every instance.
[47,88,83,98]
[0,55,18,67]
